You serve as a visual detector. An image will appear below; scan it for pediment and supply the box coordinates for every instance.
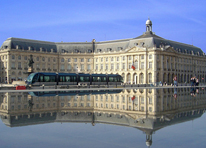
[164,47,176,53]
[126,46,146,53]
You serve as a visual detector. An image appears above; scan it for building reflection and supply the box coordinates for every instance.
[0,87,205,147]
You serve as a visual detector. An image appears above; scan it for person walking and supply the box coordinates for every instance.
[191,77,194,86]
[173,75,177,87]
[196,78,199,86]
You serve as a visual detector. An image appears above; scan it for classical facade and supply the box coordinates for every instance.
[0,19,205,84]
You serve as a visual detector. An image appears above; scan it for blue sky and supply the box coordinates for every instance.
[1,0,206,52]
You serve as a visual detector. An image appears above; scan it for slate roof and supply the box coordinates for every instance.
[0,37,57,52]
[0,30,203,55]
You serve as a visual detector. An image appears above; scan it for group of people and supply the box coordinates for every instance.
[190,76,199,86]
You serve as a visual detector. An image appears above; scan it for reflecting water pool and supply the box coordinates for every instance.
[0,87,206,148]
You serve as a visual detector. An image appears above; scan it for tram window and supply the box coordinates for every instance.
[59,76,65,82]
[80,76,84,82]
[97,77,101,82]
[113,77,117,82]
[40,76,44,82]
[73,76,77,82]
[93,77,97,82]
[44,76,50,82]
[102,77,106,82]
[109,77,114,82]
[66,76,71,82]
[33,74,39,83]
[50,76,55,82]
[80,76,90,82]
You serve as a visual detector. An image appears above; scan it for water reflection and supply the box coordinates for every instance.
[0,87,206,147]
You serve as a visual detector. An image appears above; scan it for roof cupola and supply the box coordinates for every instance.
[146,18,152,32]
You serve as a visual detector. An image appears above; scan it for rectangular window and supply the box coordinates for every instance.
[68,58,71,62]
[96,64,98,70]
[87,64,91,71]
[11,62,15,68]
[141,97,144,104]
[61,64,64,70]
[68,64,71,70]
[81,64,84,70]
[111,63,114,70]
[81,58,84,62]
[149,54,152,59]
[149,97,152,104]
[106,64,108,70]
[129,63,131,69]
[141,62,144,69]
[74,64,77,70]
[87,58,91,62]
[149,73,152,83]
[141,55,144,59]
[122,63,125,69]
[74,58,77,62]
[149,62,152,69]
[18,62,21,69]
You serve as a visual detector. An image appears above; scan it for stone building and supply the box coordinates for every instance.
[0,19,205,84]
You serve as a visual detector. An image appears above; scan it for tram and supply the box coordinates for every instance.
[26,72,123,86]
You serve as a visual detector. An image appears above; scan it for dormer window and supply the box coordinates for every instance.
[53,49,57,53]
[97,49,101,52]
[117,47,123,51]
[16,45,22,49]
[42,48,46,52]
[61,49,65,53]
[4,46,8,49]
[107,48,112,52]
[87,49,92,53]
[47,49,51,52]
[140,42,144,46]
[74,49,79,53]
[29,46,34,51]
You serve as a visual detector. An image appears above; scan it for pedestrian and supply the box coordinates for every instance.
[196,78,199,86]
[191,77,194,86]
[173,75,177,87]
